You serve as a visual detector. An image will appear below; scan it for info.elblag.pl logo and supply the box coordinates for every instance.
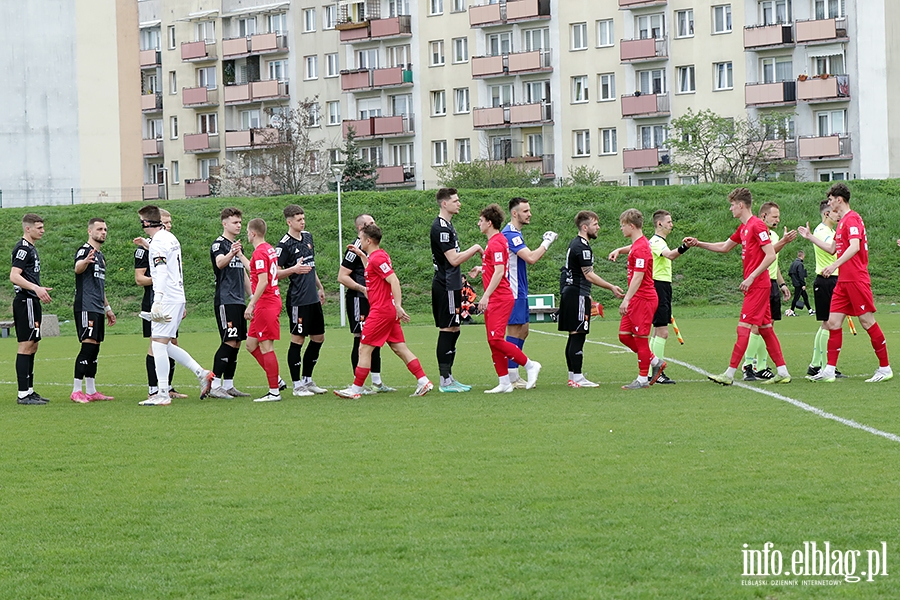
[742,542,888,584]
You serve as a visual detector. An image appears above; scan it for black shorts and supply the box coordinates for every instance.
[75,310,105,343]
[813,275,837,322]
[345,292,370,335]
[13,295,42,343]
[216,304,248,342]
[652,280,672,327]
[769,279,782,321]
[431,282,462,329]
[287,302,325,337]
[557,288,590,334]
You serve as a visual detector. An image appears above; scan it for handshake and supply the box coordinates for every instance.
[139,303,172,324]
[540,231,559,250]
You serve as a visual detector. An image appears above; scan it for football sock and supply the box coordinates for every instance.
[351,336,360,372]
[226,345,240,380]
[436,331,455,378]
[288,342,303,382]
[649,335,666,362]
[168,358,176,386]
[213,343,231,386]
[262,350,280,389]
[827,327,843,368]
[151,341,171,394]
[506,336,525,371]
[146,354,158,387]
[74,343,92,380]
[866,322,890,368]
[73,378,82,394]
[743,332,763,368]
[85,377,97,395]
[28,353,35,390]
[406,358,426,380]
[564,336,573,372]
[16,354,29,393]
[166,343,203,376]
[811,327,828,367]
[86,343,100,378]
[568,334,586,374]
[618,332,638,353]
[759,326,785,368]
[353,366,371,388]
[730,326,752,369]
[302,340,323,378]
[371,346,382,377]
[635,336,652,377]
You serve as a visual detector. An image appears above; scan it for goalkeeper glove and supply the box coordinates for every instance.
[540,231,558,249]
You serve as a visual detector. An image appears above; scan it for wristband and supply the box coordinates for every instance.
[677,243,690,254]
[105,305,112,313]
[780,283,788,288]
[540,240,552,250]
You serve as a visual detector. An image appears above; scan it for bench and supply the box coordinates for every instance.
[528,294,557,323]
[0,314,59,338]
[0,321,12,338]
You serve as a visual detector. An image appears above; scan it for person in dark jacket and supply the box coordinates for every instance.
[787,251,812,316]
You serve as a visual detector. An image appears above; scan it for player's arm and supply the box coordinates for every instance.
[477,264,505,312]
[444,243,484,267]
[74,248,96,274]
[822,237,859,277]
[135,268,152,287]
[214,241,242,269]
[798,222,836,254]
[338,265,366,295]
[244,270,252,297]
[104,295,116,326]
[385,273,410,323]
[582,265,625,299]
[773,227,797,253]
[619,270,644,316]
[244,270,269,320]
[740,244,776,291]
[607,244,631,262]
[315,273,326,303]
[10,266,52,303]
[683,237,738,253]
[775,267,790,301]
[514,232,558,265]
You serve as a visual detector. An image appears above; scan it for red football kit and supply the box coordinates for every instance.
[730,215,773,325]
[248,242,282,341]
[830,209,876,316]
[359,248,406,348]
[620,235,658,337]
[481,232,527,376]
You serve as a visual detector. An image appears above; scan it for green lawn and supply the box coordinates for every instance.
[1,312,899,599]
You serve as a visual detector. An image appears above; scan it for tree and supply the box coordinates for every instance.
[557,165,610,187]
[331,126,377,191]
[435,159,543,189]
[666,108,796,184]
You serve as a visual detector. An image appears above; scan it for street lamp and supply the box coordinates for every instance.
[332,162,347,327]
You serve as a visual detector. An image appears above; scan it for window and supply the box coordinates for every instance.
[390,143,413,166]
[327,101,341,125]
[305,55,318,80]
[306,152,321,175]
[813,54,844,76]
[636,14,665,39]
[240,109,261,129]
[358,49,379,69]
[572,75,589,103]
[140,28,161,51]
[430,40,445,66]
[171,161,179,184]
[760,0,792,25]
[713,5,732,33]
[639,177,670,186]
[523,28,549,52]
[600,128,617,155]
[199,158,218,180]
[760,57,793,83]
[598,74,616,101]
[329,149,341,165]
[170,116,178,139]
[390,94,412,116]
[326,53,339,77]
[815,0,844,19]
[491,136,512,161]
[596,19,614,47]
[714,62,733,90]
[453,0,466,12]
[358,97,382,119]
[303,8,316,32]
[169,71,177,94]
[677,66,695,93]
[637,69,666,94]
[676,10,694,37]
[454,88,470,113]
[640,125,666,149]
[269,13,287,34]
[237,18,257,36]
[489,84,513,107]
[432,90,447,115]
[147,118,163,140]
[198,113,218,135]
[571,22,588,50]
[573,130,590,156]
[324,5,337,29]
[816,109,845,135]
[268,60,287,81]
[197,66,216,89]
[524,80,550,103]
[453,37,468,63]
[430,0,443,16]
[681,176,699,185]
[456,139,471,163]
[360,146,383,165]
[196,20,215,42]
[390,0,410,16]
[167,25,176,50]
[487,32,511,56]
[387,44,411,67]
[526,133,543,158]
[306,103,320,127]
[433,140,448,165]
[818,169,849,182]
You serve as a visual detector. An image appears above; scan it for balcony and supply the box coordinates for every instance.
[222,36,249,58]
[225,128,280,149]
[623,147,669,172]
[342,114,415,139]
[756,138,797,161]
[619,0,667,8]
[473,106,506,129]
[620,37,667,62]
[472,49,551,78]
[140,49,161,68]
[183,86,219,108]
[798,134,851,160]
[375,164,416,186]
[795,17,848,44]
[181,40,217,62]
[142,183,167,200]
[224,80,289,104]
[743,24,793,49]
[249,32,288,55]
[183,133,220,153]
[621,93,670,118]
[338,16,412,43]
[141,92,163,112]
[142,138,163,157]
[797,75,850,103]
[469,0,550,27]
[340,67,412,92]
[184,179,211,198]
[473,102,552,129]
[745,80,797,107]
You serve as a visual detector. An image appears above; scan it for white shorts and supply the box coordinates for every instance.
[151,302,185,340]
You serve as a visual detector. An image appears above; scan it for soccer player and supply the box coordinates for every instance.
[803,201,843,377]
[608,209,689,384]
[337,214,394,394]
[798,183,892,382]
[207,207,252,399]
[276,204,327,396]
[683,187,792,385]
[501,197,557,389]
[334,224,434,399]
[786,251,812,317]
[71,218,116,403]
[137,205,214,406]
[469,204,542,394]
[9,213,52,405]
[430,188,484,393]
[558,210,625,387]
[617,209,666,390]
[244,218,284,403]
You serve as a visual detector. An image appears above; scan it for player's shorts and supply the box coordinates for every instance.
[432,282,462,329]
[287,302,325,337]
[142,297,152,338]
[13,295,42,343]
[652,280,672,327]
[813,275,837,321]
[75,310,105,343]
[345,292,370,335]
[830,280,877,317]
[484,296,515,341]
[769,279,782,321]
[360,312,405,348]
[248,301,282,341]
[739,284,772,326]
[151,302,185,339]
[557,288,590,334]
[216,304,248,342]
[508,294,530,326]
[620,295,659,337]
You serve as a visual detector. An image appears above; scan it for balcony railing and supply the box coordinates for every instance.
[469,0,550,27]
[623,147,669,172]
[472,49,551,78]
[621,93,670,117]
[473,102,552,128]
[224,80,289,103]
[798,134,851,160]
[375,164,416,186]
[249,32,289,54]
[342,114,415,139]
[618,0,667,7]
[223,36,249,58]
[142,138,163,157]
[756,138,797,161]
[181,40,217,62]
[743,23,793,49]
[744,80,797,106]
[140,49,161,68]
[340,67,412,91]
[141,92,163,112]
[183,86,219,107]
[797,74,850,102]
[183,133,220,153]
[338,16,411,43]
[795,17,848,43]
[184,179,211,197]
[620,37,667,62]
[225,127,280,149]
[142,183,167,200]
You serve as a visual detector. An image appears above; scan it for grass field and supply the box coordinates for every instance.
[2,311,900,599]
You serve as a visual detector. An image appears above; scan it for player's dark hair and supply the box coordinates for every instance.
[728,187,753,208]
[575,210,598,231]
[480,204,504,230]
[758,201,779,217]
[139,205,162,223]
[22,213,43,227]
[221,207,242,220]
[88,218,106,228]
[436,188,458,205]
[620,209,643,229]
[248,218,267,236]
[820,199,831,215]
[828,182,850,203]
[652,209,670,227]
[508,197,528,212]
[283,204,305,219]
[361,223,382,243]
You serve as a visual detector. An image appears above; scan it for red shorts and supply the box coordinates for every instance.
[619,295,658,337]
[830,280,877,316]
[484,297,514,341]
[248,302,281,341]
[360,312,405,348]
[739,284,772,326]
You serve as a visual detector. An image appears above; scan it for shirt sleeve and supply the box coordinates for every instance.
[576,245,594,269]
[11,246,30,271]
[276,240,291,268]
[648,236,667,259]
[433,221,457,254]
[729,227,742,245]
[632,245,652,274]
[754,221,772,247]
[844,214,864,241]
[372,253,394,280]
[505,231,527,256]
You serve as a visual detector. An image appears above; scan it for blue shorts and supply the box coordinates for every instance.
[508,294,530,325]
